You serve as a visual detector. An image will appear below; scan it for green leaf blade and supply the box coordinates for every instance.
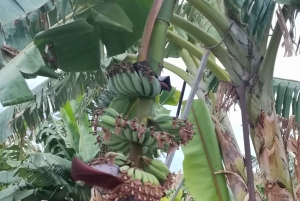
[182,99,229,201]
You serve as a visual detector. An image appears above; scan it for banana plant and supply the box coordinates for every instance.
[1,0,300,201]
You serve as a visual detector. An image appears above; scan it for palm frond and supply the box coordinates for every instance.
[0,152,90,201]
[0,70,106,144]
[273,78,300,123]
[223,0,275,43]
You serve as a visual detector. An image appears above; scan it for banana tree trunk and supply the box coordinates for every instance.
[247,72,295,200]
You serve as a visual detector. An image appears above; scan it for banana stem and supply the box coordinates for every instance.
[187,0,230,36]
[167,30,230,82]
[129,98,154,167]
[148,0,175,74]
[259,5,292,113]
[129,143,143,167]
[137,0,165,62]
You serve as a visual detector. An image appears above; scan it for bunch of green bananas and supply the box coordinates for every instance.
[106,164,165,201]
[107,61,161,98]
[95,108,158,154]
[120,166,160,186]
[105,152,130,167]
[152,113,195,145]
[139,156,170,182]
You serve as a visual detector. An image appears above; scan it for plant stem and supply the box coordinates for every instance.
[163,62,193,85]
[148,20,168,74]
[129,143,143,167]
[148,0,175,74]
[137,0,165,62]
[186,0,252,74]
[167,30,230,82]
[259,5,292,113]
[129,98,154,167]
[171,14,228,56]
[180,49,197,75]
[187,0,230,35]
[170,14,245,79]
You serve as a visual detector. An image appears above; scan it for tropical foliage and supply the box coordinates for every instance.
[1,0,300,201]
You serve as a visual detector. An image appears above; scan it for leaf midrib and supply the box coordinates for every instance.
[192,105,223,201]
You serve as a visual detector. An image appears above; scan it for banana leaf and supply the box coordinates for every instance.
[273,78,300,122]
[61,98,99,162]
[182,99,229,201]
[0,0,50,26]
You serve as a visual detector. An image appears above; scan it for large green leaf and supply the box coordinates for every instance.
[273,78,300,122]
[0,170,21,184]
[0,0,50,26]
[2,19,33,51]
[94,0,153,56]
[223,0,275,42]
[61,98,99,161]
[0,70,105,143]
[36,119,75,159]
[74,1,133,32]
[0,66,33,106]
[0,185,35,201]
[159,87,181,106]
[34,19,100,72]
[182,99,229,201]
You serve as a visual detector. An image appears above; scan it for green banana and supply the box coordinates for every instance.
[123,128,133,141]
[97,121,115,130]
[98,115,116,127]
[115,158,127,166]
[127,167,135,178]
[120,165,130,172]
[114,153,127,161]
[102,140,122,147]
[151,76,161,97]
[128,70,144,95]
[145,171,155,184]
[122,71,139,95]
[116,72,134,96]
[158,121,179,132]
[138,129,146,144]
[132,128,138,142]
[104,140,127,150]
[149,139,158,148]
[111,74,125,95]
[148,173,160,185]
[153,114,173,123]
[141,171,149,183]
[107,77,120,95]
[134,169,143,180]
[141,156,169,181]
[139,70,151,96]
[111,75,124,95]
[119,129,129,142]
[121,144,130,154]
[103,108,119,118]
[143,133,156,147]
